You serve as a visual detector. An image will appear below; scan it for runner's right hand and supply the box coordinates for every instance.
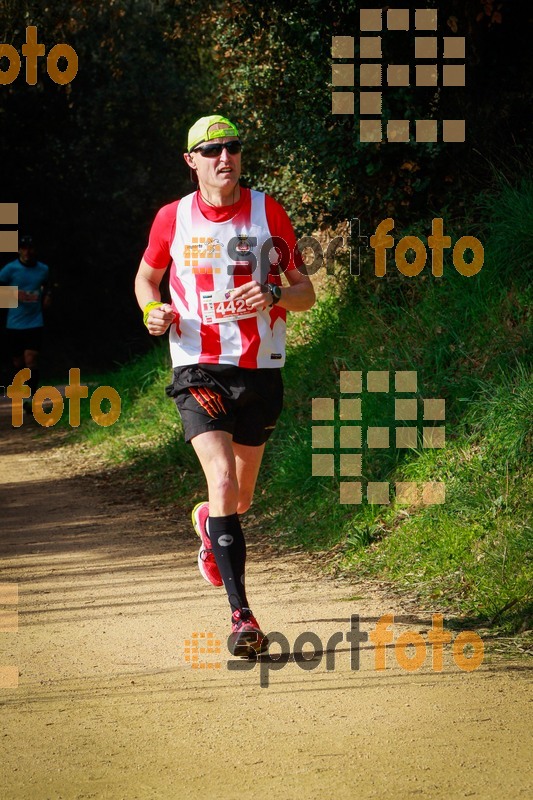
[146,303,176,336]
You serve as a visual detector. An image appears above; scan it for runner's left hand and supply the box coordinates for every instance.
[230,281,271,310]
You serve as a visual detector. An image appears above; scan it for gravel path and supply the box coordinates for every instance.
[1,396,531,799]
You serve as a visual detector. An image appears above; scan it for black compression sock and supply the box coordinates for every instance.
[208,513,248,613]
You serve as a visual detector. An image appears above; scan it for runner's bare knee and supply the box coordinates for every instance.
[207,472,239,511]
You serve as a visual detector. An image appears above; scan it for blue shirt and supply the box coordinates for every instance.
[0,258,49,329]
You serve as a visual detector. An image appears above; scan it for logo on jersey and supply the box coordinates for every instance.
[235,234,253,254]
[184,236,223,275]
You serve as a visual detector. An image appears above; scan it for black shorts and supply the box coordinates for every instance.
[6,327,44,357]
[166,364,284,446]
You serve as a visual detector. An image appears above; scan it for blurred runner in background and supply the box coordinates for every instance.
[0,235,51,408]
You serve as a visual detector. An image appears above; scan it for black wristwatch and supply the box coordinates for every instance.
[267,283,282,306]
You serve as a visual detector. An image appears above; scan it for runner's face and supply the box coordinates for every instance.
[186,136,241,194]
[19,246,36,266]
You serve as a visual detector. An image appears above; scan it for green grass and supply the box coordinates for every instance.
[61,345,199,503]
[256,179,532,633]
[343,366,532,633]
[66,178,533,634]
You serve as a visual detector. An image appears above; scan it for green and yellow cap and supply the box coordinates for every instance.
[187,115,240,152]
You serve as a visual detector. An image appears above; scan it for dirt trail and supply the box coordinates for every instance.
[0,396,531,800]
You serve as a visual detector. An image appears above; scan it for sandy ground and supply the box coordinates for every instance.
[0,394,532,800]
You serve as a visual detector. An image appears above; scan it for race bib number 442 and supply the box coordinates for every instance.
[200,289,258,324]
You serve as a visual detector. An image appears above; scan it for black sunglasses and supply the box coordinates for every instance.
[191,141,242,157]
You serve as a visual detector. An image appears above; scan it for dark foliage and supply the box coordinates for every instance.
[0,0,531,370]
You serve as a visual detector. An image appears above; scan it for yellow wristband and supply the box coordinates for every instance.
[143,301,164,327]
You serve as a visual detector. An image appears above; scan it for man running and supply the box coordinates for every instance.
[135,115,315,657]
[0,235,51,405]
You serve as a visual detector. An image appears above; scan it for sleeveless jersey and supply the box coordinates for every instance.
[166,189,291,369]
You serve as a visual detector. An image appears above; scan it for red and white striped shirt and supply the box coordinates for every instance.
[143,188,303,369]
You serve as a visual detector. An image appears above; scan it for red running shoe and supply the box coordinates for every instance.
[228,608,269,658]
[191,502,223,587]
